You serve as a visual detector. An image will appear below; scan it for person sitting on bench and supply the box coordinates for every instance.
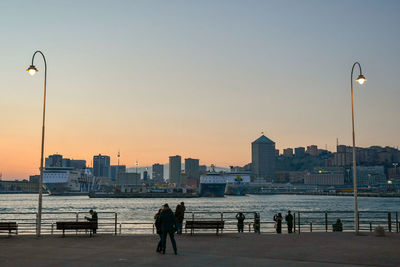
[85,209,98,234]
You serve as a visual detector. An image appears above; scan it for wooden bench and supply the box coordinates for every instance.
[185,220,224,235]
[0,222,17,236]
[56,221,97,237]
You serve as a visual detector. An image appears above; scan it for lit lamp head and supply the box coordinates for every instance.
[26,65,38,76]
[356,74,367,85]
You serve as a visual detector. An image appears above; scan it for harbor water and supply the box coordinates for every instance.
[1,194,399,223]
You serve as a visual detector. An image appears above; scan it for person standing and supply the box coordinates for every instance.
[273,213,283,234]
[285,210,294,234]
[154,208,162,253]
[236,212,246,233]
[85,209,98,234]
[253,212,260,234]
[159,204,178,255]
[175,202,186,235]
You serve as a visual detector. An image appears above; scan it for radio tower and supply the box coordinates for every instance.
[116,150,120,182]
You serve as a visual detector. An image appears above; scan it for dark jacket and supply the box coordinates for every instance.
[87,212,98,227]
[236,213,245,225]
[159,208,177,232]
[175,205,186,223]
[285,214,293,225]
[155,213,162,234]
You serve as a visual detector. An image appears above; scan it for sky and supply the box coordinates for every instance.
[0,0,399,179]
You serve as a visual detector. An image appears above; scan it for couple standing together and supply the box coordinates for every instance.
[273,210,294,234]
[154,202,186,255]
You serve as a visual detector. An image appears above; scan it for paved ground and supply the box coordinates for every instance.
[0,232,399,267]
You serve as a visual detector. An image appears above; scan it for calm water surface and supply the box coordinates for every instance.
[1,194,399,222]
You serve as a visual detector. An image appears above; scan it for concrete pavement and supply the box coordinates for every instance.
[0,232,399,266]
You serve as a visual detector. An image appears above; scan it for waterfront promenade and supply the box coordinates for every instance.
[0,232,399,266]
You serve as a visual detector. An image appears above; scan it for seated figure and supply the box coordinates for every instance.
[332,218,343,232]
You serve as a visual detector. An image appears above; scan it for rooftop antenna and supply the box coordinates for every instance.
[116,150,120,182]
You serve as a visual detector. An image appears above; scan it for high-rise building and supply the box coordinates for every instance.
[251,135,276,180]
[185,158,199,179]
[306,145,319,156]
[152,163,164,183]
[45,154,63,167]
[110,165,126,181]
[70,160,86,170]
[93,154,111,177]
[295,147,306,158]
[169,155,181,185]
[283,148,293,157]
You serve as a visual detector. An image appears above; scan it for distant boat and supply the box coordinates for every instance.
[199,173,226,197]
[43,167,94,196]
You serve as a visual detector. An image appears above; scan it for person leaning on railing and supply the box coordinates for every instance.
[236,212,245,233]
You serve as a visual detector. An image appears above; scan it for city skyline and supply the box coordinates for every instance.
[1,1,400,179]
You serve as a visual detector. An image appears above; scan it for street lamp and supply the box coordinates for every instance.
[350,62,367,235]
[26,51,47,237]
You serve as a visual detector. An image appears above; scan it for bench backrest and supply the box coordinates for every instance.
[0,222,17,230]
[186,220,224,228]
[56,221,97,230]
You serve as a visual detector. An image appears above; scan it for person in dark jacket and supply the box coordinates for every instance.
[273,213,283,234]
[175,202,186,234]
[332,218,343,232]
[154,208,162,253]
[85,209,98,234]
[285,210,294,234]
[236,212,245,233]
[159,203,178,255]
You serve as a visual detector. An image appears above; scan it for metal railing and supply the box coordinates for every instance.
[1,210,399,235]
[0,212,117,235]
[295,211,399,233]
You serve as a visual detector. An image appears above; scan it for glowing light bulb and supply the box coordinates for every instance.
[356,74,366,85]
[28,68,37,76]
[26,65,38,76]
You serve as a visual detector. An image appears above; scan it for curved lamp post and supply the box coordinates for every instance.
[26,51,47,237]
[350,62,366,235]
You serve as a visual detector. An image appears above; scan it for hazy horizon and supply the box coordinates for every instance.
[1,0,399,179]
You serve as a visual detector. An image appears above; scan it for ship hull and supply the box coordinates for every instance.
[200,183,226,197]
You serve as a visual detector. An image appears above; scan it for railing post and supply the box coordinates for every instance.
[298,212,301,234]
[76,212,79,235]
[325,212,328,232]
[396,212,398,233]
[115,213,118,235]
[388,212,392,232]
[369,222,372,232]
[36,212,39,235]
[310,222,312,232]
[293,212,296,233]
[119,223,122,235]
[191,212,194,235]
[221,212,223,234]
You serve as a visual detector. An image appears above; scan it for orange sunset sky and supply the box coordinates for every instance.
[1,1,399,179]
